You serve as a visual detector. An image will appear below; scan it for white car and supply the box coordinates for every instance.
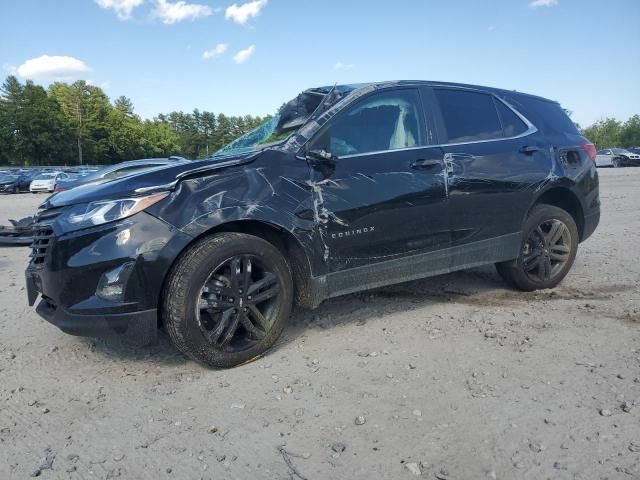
[595,148,640,168]
[29,172,69,193]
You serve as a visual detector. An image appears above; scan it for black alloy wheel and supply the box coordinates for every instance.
[521,219,571,283]
[196,255,281,352]
[163,232,293,368]
[496,204,579,291]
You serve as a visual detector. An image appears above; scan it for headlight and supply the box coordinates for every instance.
[58,192,169,233]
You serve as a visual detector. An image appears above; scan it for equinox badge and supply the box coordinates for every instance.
[331,226,376,239]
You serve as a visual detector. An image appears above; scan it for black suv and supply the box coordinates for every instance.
[25,81,600,368]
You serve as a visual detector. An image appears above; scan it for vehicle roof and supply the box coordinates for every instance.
[316,80,559,105]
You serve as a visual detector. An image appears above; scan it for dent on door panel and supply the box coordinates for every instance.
[444,139,554,246]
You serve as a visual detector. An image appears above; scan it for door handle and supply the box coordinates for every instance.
[410,159,441,169]
[520,145,540,154]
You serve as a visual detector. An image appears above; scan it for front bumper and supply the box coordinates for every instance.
[620,156,640,167]
[33,292,159,345]
[25,211,193,345]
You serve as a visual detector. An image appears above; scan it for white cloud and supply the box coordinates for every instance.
[334,61,355,71]
[16,55,91,80]
[233,45,255,64]
[225,0,267,25]
[95,0,145,20]
[529,0,558,7]
[87,79,112,90]
[152,0,213,24]
[3,64,18,75]
[202,43,228,60]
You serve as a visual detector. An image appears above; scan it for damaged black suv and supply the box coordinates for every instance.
[26,81,600,368]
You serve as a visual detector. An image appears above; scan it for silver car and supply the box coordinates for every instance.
[595,148,640,168]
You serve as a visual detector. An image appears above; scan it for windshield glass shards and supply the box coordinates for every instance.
[213,89,334,157]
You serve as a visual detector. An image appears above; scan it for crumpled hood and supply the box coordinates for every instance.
[41,153,259,209]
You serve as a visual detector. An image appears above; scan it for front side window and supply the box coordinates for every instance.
[434,89,503,144]
[313,89,426,157]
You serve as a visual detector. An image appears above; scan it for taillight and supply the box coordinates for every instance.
[582,143,597,162]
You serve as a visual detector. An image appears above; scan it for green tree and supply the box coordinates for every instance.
[49,81,111,165]
[582,118,623,149]
[619,115,640,147]
[0,77,71,165]
[114,96,135,117]
[0,76,23,164]
[0,74,270,166]
[14,81,71,165]
[139,119,180,157]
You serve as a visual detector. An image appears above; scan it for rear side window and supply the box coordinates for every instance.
[434,89,503,143]
[495,100,528,137]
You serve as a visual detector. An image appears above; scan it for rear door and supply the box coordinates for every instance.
[428,87,550,259]
[306,87,450,273]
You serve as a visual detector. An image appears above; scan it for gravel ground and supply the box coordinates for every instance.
[1,168,639,480]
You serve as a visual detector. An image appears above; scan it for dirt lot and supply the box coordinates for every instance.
[0,168,638,480]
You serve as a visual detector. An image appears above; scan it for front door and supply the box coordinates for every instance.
[306,87,449,273]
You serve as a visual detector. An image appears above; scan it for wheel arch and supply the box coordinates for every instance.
[158,220,316,328]
[530,187,585,241]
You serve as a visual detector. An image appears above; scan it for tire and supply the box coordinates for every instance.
[12,186,18,194]
[612,157,622,168]
[162,232,293,368]
[496,204,579,292]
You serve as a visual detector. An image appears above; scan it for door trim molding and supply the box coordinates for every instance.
[307,232,521,306]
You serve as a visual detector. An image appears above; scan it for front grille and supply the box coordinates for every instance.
[30,227,55,264]
[29,208,63,265]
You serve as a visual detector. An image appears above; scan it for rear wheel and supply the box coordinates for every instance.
[163,233,293,368]
[496,204,578,291]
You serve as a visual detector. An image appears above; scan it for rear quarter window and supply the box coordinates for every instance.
[495,100,528,137]
[508,95,579,136]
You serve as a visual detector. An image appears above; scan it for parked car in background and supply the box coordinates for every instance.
[0,173,31,193]
[25,81,600,368]
[595,148,640,167]
[627,147,640,156]
[54,157,188,192]
[29,172,69,193]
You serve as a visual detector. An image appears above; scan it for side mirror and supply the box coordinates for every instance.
[306,147,337,163]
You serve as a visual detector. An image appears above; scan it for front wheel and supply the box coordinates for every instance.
[162,233,293,368]
[496,204,579,292]
[612,157,622,168]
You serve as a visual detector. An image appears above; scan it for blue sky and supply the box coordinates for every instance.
[1,0,639,127]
